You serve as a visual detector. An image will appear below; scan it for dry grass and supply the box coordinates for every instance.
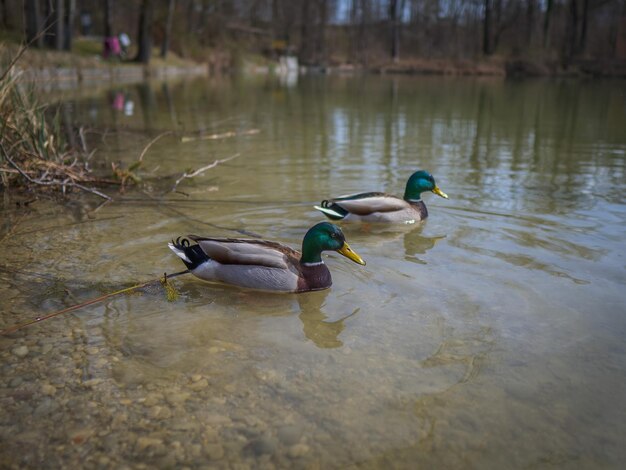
[0,53,111,199]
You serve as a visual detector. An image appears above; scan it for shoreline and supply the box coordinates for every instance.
[7,57,626,90]
[12,64,209,90]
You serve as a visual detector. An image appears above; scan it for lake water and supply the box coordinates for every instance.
[1,75,625,468]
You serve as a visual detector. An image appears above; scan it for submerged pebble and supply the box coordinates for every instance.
[288,443,310,458]
[12,346,29,358]
[33,398,60,417]
[245,435,277,456]
[135,436,166,455]
[277,424,304,446]
[188,379,209,391]
[41,383,56,396]
[9,377,22,388]
[204,443,225,460]
[165,391,190,406]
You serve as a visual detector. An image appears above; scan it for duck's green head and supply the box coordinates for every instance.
[403,170,448,201]
[301,222,366,266]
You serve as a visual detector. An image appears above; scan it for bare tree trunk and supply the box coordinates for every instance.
[0,0,8,28]
[104,0,113,37]
[299,0,312,64]
[359,0,370,65]
[492,0,502,51]
[578,0,589,54]
[564,0,579,64]
[483,0,492,55]
[389,0,399,61]
[526,0,535,47]
[64,0,76,51]
[317,0,328,65]
[161,0,176,58]
[186,0,193,33]
[610,0,626,58]
[135,0,154,64]
[543,0,553,49]
[53,0,65,50]
[24,0,43,48]
[272,0,280,40]
[349,0,359,62]
[42,0,55,48]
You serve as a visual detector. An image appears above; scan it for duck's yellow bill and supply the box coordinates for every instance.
[432,186,448,199]
[337,242,366,266]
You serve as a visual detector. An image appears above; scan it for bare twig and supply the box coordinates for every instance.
[78,126,88,153]
[181,129,259,143]
[0,19,57,82]
[1,142,112,200]
[171,153,240,193]
[138,131,173,163]
[72,182,113,200]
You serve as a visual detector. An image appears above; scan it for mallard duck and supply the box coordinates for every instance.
[314,170,448,223]
[168,222,365,293]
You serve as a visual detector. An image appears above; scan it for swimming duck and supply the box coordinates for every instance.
[168,222,365,293]
[314,170,448,223]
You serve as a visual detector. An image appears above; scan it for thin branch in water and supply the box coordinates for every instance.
[0,271,189,336]
[138,131,173,163]
[181,129,260,143]
[72,182,113,200]
[171,153,240,193]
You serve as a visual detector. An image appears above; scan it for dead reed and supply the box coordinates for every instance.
[0,62,111,199]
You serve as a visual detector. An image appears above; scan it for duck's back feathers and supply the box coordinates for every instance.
[189,235,297,269]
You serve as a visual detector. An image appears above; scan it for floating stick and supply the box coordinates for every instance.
[0,270,188,336]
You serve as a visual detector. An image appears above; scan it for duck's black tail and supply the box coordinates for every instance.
[313,200,349,221]
[168,237,209,270]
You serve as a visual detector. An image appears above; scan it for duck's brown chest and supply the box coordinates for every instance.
[297,263,333,292]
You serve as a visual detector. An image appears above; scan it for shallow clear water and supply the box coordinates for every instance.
[1,75,625,468]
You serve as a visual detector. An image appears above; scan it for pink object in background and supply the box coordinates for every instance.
[111,92,124,111]
[103,36,122,58]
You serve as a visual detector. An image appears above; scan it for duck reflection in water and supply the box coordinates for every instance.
[166,282,358,350]
[347,223,446,264]
[296,289,359,349]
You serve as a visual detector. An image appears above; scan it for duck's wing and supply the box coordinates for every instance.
[328,192,409,215]
[188,235,300,269]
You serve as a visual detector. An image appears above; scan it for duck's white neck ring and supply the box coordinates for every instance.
[301,261,325,267]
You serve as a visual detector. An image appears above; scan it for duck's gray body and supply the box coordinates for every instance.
[189,258,300,291]
[315,170,447,223]
[315,193,428,224]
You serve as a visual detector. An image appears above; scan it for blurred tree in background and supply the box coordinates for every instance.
[1,0,624,66]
